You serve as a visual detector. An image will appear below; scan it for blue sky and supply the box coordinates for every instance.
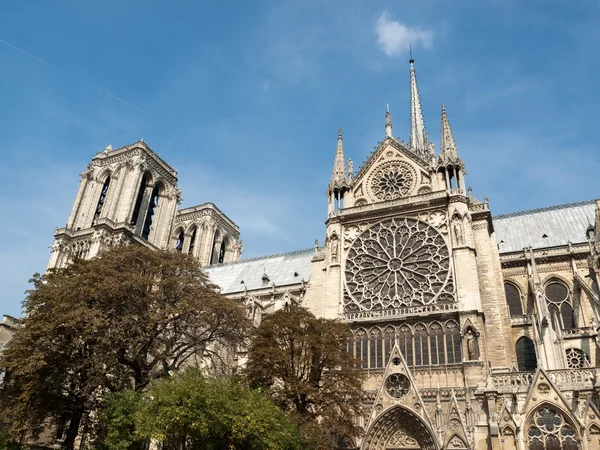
[1,0,599,317]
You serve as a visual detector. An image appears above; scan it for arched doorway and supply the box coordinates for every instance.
[362,405,439,450]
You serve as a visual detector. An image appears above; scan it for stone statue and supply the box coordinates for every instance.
[330,236,339,262]
[467,329,479,360]
[453,219,464,246]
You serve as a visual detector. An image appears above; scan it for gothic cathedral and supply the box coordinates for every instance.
[47,58,600,450]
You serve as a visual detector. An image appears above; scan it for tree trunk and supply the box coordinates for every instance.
[62,408,84,450]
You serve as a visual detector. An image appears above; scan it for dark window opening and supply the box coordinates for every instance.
[93,176,110,224]
[516,337,537,371]
[504,283,523,317]
[131,173,151,226]
[188,228,197,255]
[175,230,184,252]
[142,185,160,240]
[218,240,226,263]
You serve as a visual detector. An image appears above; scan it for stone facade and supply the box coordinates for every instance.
[44,59,600,450]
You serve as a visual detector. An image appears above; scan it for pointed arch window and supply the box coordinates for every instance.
[504,282,523,317]
[516,336,537,371]
[396,326,411,366]
[142,184,161,240]
[355,330,368,368]
[175,230,184,252]
[545,280,575,331]
[188,228,197,255]
[430,322,444,365]
[384,327,396,366]
[445,321,461,364]
[131,172,151,227]
[369,329,382,368]
[218,240,226,263]
[527,407,579,450]
[93,176,111,224]
[414,324,429,366]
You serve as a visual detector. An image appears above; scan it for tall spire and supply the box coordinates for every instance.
[329,129,348,191]
[440,104,458,159]
[385,104,392,138]
[408,51,429,157]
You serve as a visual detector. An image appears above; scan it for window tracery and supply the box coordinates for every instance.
[93,176,110,224]
[370,162,416,200]
[527,407,579,450]
[348,320,461,369]
[565,348,589,369]
[344,218,452,314]
[545,280,575,331]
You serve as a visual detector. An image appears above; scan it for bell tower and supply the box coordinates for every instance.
[48,141,181,269]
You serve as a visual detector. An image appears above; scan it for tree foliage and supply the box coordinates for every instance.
[245,306,364,448]
[0,245,249,450]
[98,368,303,450]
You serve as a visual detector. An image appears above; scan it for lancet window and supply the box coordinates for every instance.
[174,230,184,252]
[516,336,537,372]
[188,228,197,255]
[131,172,152,227]
[348,320,461,369]
[544,280,575,331]
[142,184,161,240]
[504,282,523,317]
[93,176,110,224]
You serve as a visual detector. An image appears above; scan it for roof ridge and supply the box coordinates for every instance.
[493,199,597,220]
[205,247,314,268]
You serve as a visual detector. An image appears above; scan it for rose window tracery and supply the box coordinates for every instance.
[370,162,415,201]
[385,373,410,398]
[344,218,451,312]
[527,407,579,450]
[565,348,589,369]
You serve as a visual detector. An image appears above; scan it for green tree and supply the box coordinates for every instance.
[100,368,303,450]
[245,306,364,449]
[0,245,249,450]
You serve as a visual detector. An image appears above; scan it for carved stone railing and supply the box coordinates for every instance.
[562,327,594,337]
[510,314,534,326]
[491,371,535,389]
[490,368,596,391]
[341,302,459,322]
[336,190,446,218]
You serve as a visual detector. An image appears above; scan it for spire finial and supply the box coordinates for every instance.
[385,105,392,138]
[409,52,428,157]
[329,128,348,192]
[409,41,414,63]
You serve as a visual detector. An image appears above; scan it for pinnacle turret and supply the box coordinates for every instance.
[408,55,429,158]
[440,104,458,160]
[385,105,393,138]
[329,129,348,192]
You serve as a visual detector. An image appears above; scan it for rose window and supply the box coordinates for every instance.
[370,162,415,201]
[385,373,410,398]
[344,218,451,312]
[527,407,578,450]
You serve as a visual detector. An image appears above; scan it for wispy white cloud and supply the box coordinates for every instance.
[375,11,433,57]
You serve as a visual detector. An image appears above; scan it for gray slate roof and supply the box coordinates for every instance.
[205,248,314,294]
[205,200,597,293]
[492,200,596,253]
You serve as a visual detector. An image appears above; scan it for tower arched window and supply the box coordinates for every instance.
[174,230,184,252]
[131,172,152,227]
[93,176,111,224]
[545,280,575,331]
[188,228,197,255]
[142,184,161,240]
[218,240,226,263]
[504,282,523,317]
[516,336,537,371]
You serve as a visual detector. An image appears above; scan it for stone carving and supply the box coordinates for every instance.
[466,329,479,361]
[386,430,420,448]
[330,234,339,263]
[344,217,451,312]
[453,218,464,246]
[370,161,416,201]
